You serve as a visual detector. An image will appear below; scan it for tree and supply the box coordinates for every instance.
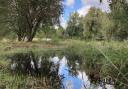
[66,12,84,38]
[55,26,64,38]
[83,8,104,40]
[99,0,128,41]
[99,13,114,41]
[8,0,63,42]
[0,0,12,39]
[108,0,128,40]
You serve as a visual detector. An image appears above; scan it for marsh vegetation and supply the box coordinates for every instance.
[0,40,128,89]
[0,0,128,89]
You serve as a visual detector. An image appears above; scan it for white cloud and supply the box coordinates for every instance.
[100,0,111,12]
[77,5,91,16]
[61,5,91,29]
[65,0,75,6]
[81,0,110,12]
[81,0,100,6]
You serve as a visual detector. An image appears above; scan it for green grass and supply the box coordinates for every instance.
[64,40,128,88]
[0,39,128,89]
[0,40,65,89]
[0,69,53,89]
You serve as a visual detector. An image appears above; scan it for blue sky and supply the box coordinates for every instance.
[60,0,110,28]
[63,0,83,22]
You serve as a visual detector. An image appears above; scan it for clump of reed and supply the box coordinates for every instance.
[64,42,128,88]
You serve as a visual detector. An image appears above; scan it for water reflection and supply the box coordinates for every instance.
[51,56,114,89]
[58,56,89,89]
[9,52,114,89]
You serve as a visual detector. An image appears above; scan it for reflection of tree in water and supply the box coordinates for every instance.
[9,51,64,89]
[8,50,115,89]
[63,47,116,89]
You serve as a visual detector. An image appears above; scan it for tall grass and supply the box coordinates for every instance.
[63,40,128,88]
[0,40,128,89]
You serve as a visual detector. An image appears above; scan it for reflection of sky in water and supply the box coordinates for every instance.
[58,56,89,89]
[51,56,114,89]
[59,64,83,89]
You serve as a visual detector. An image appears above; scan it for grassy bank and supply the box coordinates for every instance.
[0,39,128,89]
[64,40,128,89]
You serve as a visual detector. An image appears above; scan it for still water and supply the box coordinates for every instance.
[50,56,114,89]
[10,52,114,89]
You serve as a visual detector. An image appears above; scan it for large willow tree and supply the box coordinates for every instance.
[9,0,63,41]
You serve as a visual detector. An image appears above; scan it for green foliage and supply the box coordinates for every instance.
[83,8,104,40]
[0,0,13,39]
[64,40,128,88]
[66,12,84,38]
[0,40,128,88]
[65,1,128,41]
[100,13,114,41]
[55,26,64,38]
[109,0,128,40]
[41,24,56,38]
[8,0,64,42]
[0,0,8,21]
[65,7,114,41]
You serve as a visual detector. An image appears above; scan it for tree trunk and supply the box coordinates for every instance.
[26,20,41,42]
[18,35,22,41]
[26,30,37,42]
[27,36,33,42]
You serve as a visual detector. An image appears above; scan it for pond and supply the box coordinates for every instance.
[9,52,115,89]
[52,56,114,89]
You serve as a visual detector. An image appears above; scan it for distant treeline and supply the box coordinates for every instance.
[65,0,128,41]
